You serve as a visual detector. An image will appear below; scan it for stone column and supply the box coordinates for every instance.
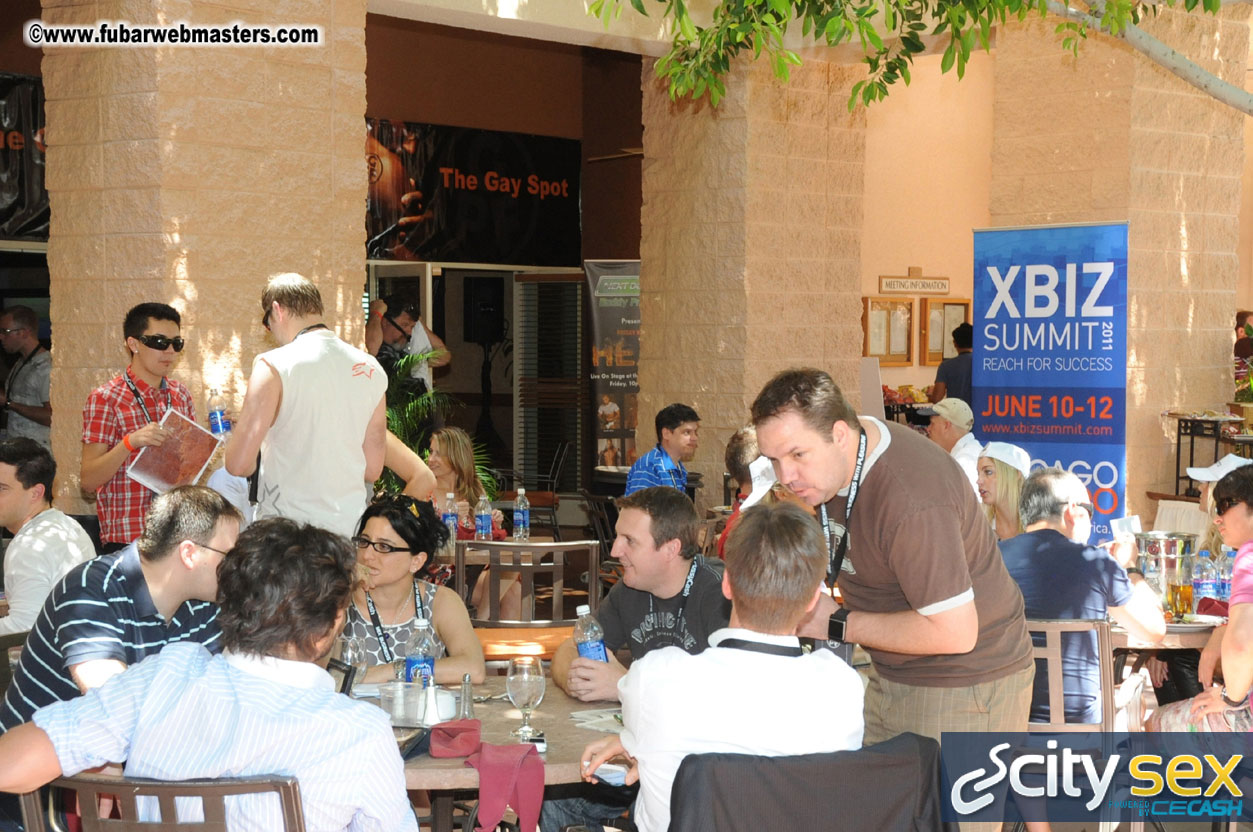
[990,9,1250,510]
[41,0,368,511]
[638,60,867,503]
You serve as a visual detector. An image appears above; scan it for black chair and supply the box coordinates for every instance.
[579,489,621,596]
[0,630,27,694]
[667,732,950,832]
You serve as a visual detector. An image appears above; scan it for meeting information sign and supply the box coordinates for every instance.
[972,223,1128,539]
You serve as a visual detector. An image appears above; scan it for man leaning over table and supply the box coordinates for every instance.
[0,517,417,832]
[542,486,730,832]
[579,501,864,832]
[751,368,1034,749]
[0,486,240,829]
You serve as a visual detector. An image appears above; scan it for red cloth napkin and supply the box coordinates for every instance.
[430,719,481,758]
[466,743,544,832]
[1197,597,1229,618]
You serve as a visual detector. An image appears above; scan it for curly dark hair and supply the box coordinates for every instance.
[217,518,356,661]
[356,494,450,569]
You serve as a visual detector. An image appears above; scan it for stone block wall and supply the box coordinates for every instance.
[41,0,368,511]
[990,10,1249,510]
[638,59,866,502]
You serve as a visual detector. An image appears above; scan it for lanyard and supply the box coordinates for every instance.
[717,637,804,658]
[647,558,700,624]
[364,577,427,664]
[5,346,40,395]
[122,371,169,425]
[296,323,328,339]
[818,428,867,587]
[657,445,682,490]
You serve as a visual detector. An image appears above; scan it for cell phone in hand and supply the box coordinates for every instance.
[594,763,629,787]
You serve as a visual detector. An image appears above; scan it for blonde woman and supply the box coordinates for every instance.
[426,426,519,618]
[976,442,1032,540]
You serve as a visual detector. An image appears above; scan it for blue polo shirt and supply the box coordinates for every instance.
[624,444,687,495]
[1,543,220,732]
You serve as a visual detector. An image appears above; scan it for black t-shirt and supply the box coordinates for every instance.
[598,556,730,660]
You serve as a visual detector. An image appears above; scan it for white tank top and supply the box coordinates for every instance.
[255,330,387,538]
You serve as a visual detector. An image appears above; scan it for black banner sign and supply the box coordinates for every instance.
[366,118,581,267]
[0,73,48,240]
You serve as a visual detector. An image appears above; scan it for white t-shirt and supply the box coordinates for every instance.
[0,508,95,635]
[255,330,386,538]
[618,627,865,832]
[404,323,434,391]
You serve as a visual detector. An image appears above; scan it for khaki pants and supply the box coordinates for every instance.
[864,662,1035,832]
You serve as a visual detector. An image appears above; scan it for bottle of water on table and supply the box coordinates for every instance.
[441,493,459,541]
[474,494,492,541]
[404,618,437,684]
[1193,552,1220,609]
[574,604,608,662]
[513,488,531,542]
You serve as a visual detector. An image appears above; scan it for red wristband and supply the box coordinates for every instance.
[122,434,135,453]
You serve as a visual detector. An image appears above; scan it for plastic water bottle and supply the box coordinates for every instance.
[573,604,608,662]
[1193,552,1220,607]
[474,494,492,541]
[441,493,458,541]
[403,618,438,684]
[1221,547,1236,601]
[207,389,231,436]
[513,488,531,542]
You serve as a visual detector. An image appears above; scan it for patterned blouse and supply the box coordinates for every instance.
[343,578,447,665]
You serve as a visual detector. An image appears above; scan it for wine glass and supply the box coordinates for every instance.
[506,656,546,739]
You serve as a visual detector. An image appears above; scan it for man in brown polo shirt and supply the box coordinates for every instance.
[752,367,1034,746]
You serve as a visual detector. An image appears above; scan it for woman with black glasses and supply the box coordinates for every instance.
[1149,465,1253,731]
[343,494,485,685]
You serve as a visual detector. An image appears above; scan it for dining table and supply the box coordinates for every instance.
[398,675,620,832]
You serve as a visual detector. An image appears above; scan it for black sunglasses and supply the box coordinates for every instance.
[1217,497,1245,517]
[262,309,272,330]
[135,334,185,352]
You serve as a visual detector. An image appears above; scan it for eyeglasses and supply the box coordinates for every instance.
[135,334,185,352]
[262,309,272,330]
[351,535,412,555]
[1075,502,1095,517]
[197,543,230,556]
[0,327,27,335]
[1217,497,1244,517]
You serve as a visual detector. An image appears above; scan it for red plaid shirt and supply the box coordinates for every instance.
[81,367,196,544]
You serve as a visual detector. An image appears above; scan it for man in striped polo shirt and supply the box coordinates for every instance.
[0,485,240,734]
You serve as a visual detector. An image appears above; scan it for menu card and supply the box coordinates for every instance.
[126,409,221,494]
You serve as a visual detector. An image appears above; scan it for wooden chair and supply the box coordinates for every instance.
[0,630,27,694]
[20,773,305,831]
[696,517,723,560]
[456,539,599,625]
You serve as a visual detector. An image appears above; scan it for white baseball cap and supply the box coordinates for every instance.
[980,442,1032,479]
[917,398,974,432]
[1187,454,1253,483]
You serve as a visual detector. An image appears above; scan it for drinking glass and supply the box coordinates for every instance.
[506,656,546,739]
[339,635,368,690]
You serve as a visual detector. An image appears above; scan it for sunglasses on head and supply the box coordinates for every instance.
[135,334,185,352]
[1217,496,1245,517]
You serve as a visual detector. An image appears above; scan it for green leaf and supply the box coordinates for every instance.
[940,42,956,72]
[629,0,647,14]
[865,24,884,50]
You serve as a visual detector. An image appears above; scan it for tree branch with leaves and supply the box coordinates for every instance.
[591,0,1253,114]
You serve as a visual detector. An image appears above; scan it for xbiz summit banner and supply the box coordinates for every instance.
[972,223,1128,539]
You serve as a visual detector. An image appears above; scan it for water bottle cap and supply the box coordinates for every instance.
[518,487,526,495]
[446,492,455,500]
[414,618,430,627]
[576,604,591,616]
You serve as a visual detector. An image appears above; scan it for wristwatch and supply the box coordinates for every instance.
[1221,686,1249,708]
[1125,567,1144,578]
[827,608,851,643]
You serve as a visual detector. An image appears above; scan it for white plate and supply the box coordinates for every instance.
[1167,621,1220,632]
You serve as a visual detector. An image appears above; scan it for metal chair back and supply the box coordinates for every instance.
[457,539,599,627]
[1026,618,1117,732]
[20,774,305,832]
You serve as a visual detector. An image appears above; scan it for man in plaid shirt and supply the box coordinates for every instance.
[80,303,196,550]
